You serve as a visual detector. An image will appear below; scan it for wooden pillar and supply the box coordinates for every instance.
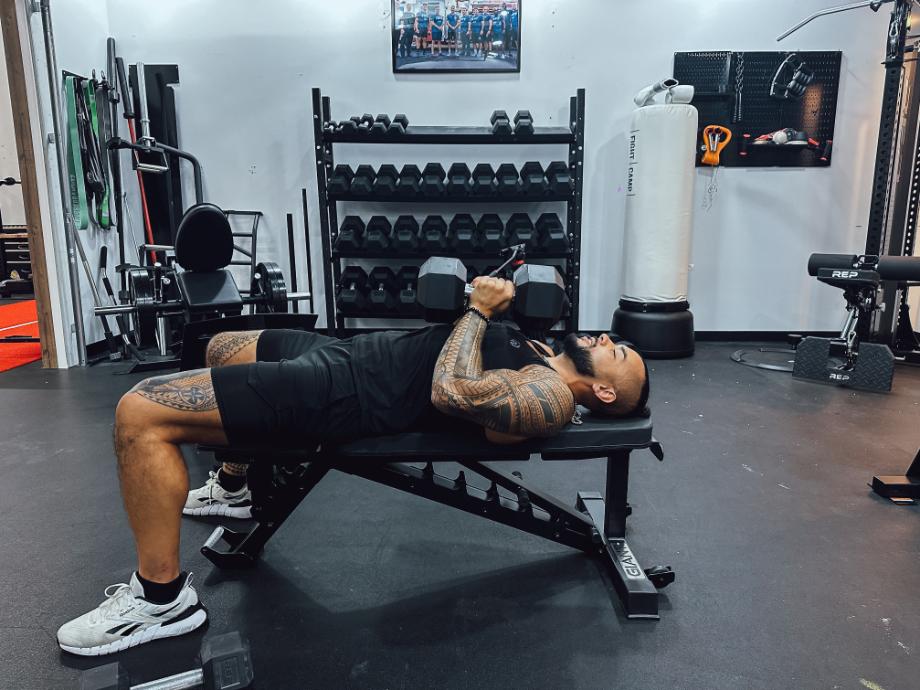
[1,0,58,367]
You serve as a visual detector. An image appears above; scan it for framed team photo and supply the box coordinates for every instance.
[392,1,522,74]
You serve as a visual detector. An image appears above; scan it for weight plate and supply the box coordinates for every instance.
[251,261,288,313]
[127,267,155,310]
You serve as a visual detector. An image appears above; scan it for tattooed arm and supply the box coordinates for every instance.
[431,310,575,442]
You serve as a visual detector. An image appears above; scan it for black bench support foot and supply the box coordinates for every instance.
[201,461,331,568]
[577,490,660,619]
[871,448,920,503]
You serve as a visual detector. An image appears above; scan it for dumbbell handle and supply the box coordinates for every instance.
[132,668,202,690]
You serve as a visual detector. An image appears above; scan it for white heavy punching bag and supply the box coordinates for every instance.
[612,79,698,358]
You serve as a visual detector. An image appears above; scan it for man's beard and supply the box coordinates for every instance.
[562,333,595,377]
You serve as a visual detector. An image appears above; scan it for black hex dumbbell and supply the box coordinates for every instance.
[392,215,420,251]
[336,266,369,315]
[398,164,422,195]
[520,161,546,196]
[350,165,377,195]
[370,114,392,136]
[477,214,505,253]
[80,631,254,690]
[545,161,572,195]
[356,113,375,134]
[447,163,472,196]
[368,266,398,313]
[471,163,497,196]
[448,213,486,253]
[417,256,566,329]
[373,164,400,195]
[421,163,446,196]
[338,118,358,134]
[420,215,449,251]
[495,163,520,196]
[504,213,538,250]
[536,213,569,252]
[397,265,422,316]
[364,216,392,251]
[514,110,534,135]
[491,109,512,136]
[327,164,354,195]
[335,215,365,252]
[387,114,410,137]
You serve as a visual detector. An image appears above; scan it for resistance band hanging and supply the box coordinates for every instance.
[64,76,88,229]
[64,74,113,230]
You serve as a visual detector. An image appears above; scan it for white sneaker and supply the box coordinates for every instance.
[183,470,252,519]
[57,573,207,656]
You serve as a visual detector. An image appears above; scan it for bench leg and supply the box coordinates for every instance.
[576,451,661,620]
[201,461,331,568]
[871,448,920,503]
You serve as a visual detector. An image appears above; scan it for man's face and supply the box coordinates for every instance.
[562,332,646,395]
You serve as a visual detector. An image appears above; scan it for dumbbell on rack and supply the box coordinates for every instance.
[420,215,449,251]
[327,164,354,195]
[336,266,369,315]
[397,266,421,316]
[514,110,535,135]
[79,631,254,690]
[535,213,569,252]
[364,216,392,251]
[335,216,365,252]
[491,109,512,136]
[350,165,377,195]
[417,251,567,334]
[448,214,486,253]
[520,162,546,195]
[392,215,421,251]
[546,161,572,194]
[369,266,398,313]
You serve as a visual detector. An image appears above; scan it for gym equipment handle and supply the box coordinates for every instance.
[132,668,202,690]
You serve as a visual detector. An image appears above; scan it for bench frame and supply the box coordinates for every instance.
[198,439,670,620]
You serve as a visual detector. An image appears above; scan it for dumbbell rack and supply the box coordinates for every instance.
[311,87,586,335]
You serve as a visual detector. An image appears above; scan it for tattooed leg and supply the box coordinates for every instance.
[204,332,263,477]
[116,370,229,582]
[205,330,263,367]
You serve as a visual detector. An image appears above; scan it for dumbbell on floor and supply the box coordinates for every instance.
[80,631,254,690]
[369,266,398,313]
[417,256,567,333]
[337,266,369,315]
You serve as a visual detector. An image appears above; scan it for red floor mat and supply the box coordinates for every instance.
[0,300,41,372]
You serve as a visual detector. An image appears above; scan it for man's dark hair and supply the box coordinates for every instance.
[632,356,651,418]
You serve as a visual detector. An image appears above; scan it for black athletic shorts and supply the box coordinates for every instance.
[211,330,362,449]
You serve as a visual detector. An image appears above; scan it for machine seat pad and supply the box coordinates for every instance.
[175,270,243,311]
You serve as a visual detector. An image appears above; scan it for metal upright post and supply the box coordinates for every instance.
[311,88,336,334]
[567,89,586,334]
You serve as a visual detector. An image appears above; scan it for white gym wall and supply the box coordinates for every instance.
[40,0,891,342]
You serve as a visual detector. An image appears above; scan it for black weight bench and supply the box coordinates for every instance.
[198,413,672,619]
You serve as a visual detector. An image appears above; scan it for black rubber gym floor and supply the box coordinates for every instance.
[1,343,918,689]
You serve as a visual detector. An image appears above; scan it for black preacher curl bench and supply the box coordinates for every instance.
[189,326,673,619]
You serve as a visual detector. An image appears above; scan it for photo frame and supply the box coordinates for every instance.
[392,1,521,74]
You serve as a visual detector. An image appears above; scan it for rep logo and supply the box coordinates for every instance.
[830,270,859,279]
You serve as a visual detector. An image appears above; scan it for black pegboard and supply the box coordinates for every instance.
[674,50,842,168]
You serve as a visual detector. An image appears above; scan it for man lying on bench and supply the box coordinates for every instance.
[57,276,649,656]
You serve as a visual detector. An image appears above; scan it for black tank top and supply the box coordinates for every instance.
[349,323,551,434]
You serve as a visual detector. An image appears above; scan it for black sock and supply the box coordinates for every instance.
[217,468,247,492]
[137,571,186,605]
